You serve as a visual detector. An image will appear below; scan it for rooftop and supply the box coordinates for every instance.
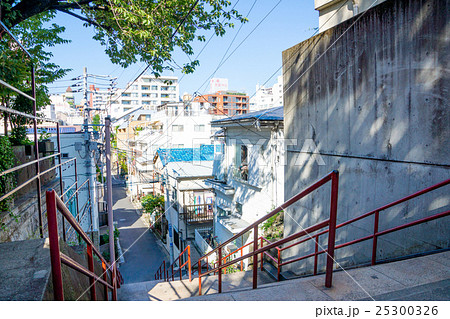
[211,106,283,126]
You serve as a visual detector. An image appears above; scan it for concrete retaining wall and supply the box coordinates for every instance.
[282,0,449,275]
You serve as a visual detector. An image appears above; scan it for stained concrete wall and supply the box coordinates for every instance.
[0,181,62,243]
[282,0,449,275]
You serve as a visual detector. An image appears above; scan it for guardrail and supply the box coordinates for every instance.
[0,20,93,240]
[196,170,339,295]
[268,178,450,280]
[46,189,122,300]
[155,245,192,282]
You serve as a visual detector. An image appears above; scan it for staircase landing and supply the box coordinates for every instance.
[118,269,276,301]
[186,251,450,301]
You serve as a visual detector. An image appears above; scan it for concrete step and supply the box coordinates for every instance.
[181,250,450,301]
[118,268,276,301]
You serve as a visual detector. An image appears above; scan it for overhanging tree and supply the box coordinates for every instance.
[1,0,247,76]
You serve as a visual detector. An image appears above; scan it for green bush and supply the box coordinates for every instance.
[0,136,16,212]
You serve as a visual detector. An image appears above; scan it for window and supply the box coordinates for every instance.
[142,78,151,83]
[235,144,248,181]
[142,101,151,105]
[173,228,180,249]
[235,202,243,217]
[194,124,205,132]
[142,85,150,90]
[172,125,184,132]
[151,85,158,90]
[145,115,151,121]
[131,93,139,97]
[122,100,131,105]
[121,93,131,97]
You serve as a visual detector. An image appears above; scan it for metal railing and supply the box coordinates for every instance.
[263,177,450,281]
[196,170,339,295]
[182,203,214,223]
[0,21,93,239]
[46,189,122,301]
[155,245,192,282]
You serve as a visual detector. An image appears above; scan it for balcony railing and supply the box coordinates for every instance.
[182,203,214,223]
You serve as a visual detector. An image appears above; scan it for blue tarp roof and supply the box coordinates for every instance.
[156,145,214,166]
[211,106,283,125]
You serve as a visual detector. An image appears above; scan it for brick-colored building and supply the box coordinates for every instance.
[194,91,249,116]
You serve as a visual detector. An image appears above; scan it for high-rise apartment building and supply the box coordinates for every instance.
[193,90,249,116]
[249,75,283,111]
[111,75,179,119]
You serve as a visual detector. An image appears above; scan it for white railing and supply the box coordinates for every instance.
[195,228,216,262]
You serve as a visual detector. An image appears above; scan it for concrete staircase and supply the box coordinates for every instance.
[118,269,276,301]
[118,250,450,301]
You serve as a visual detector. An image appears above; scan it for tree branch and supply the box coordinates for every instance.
[57,8,112,32]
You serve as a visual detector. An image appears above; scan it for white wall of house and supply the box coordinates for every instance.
[208,123,285,257]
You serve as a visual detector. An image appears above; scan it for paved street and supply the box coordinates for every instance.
[112,185,169,284]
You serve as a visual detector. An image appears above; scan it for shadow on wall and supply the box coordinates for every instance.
[281,0,450,275]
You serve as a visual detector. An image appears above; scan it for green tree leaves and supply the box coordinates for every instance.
[2,1,247,77]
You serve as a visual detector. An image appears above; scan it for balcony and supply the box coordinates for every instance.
[181,203,214,223]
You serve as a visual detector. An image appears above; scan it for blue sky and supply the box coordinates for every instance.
[47,0,318,101]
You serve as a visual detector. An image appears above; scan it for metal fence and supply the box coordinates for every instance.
[0,20,93,240]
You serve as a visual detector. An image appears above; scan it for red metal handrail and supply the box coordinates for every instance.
[155,245,192,282]
[46,189,122,301]
[269,178,450,278]
[197,170,339,295]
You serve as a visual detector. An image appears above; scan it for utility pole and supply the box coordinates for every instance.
[105,116,117,300]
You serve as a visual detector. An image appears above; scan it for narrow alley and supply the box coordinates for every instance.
[112,185,169,284]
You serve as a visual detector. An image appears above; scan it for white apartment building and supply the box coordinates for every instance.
[249,76,283,111]
[127,102,219,199]
[110,75,179,119]
[41,94,84,125]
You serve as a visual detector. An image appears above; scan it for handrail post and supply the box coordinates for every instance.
[102,261,108,301]
[46,189,64,300]
[314,235,319,275]
[163,260,166,281]
[260,237,264,271]
[218,247,222,293]
[240,248,243,271]
[32,65,44,239]
[198,260,202,295]
[112,264,117,301]
[372,210,380,265]
[74,158,80,223]
[87,243,97,300]
[253,226,258,289]
[325,171,339,288]
[56,122,66,242]
[188,245,192,282]
[277,248,281,281]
